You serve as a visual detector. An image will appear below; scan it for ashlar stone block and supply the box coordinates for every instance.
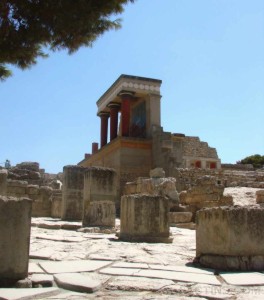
[120,194,172,243]
[0,196,32,286]
[196,205,264,271]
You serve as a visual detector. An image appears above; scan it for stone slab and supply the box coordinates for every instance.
[136,269,221,285]
[112,262,149,269]
[100,267,141,276]
[30,248,54,260]
[107,276,174,291]
[220,272,264,286]
[54,273,101,293]
[36,234,85,243]
[149,264,214,275]
[100,267,220,285]
[28,262,45,274]
[0,287,60,300]
[39,260,112,274]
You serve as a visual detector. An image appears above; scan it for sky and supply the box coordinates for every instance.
[1,0,263,173]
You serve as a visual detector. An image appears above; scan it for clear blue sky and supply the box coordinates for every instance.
[1,0,263,173]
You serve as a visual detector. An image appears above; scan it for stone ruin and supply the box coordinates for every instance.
[196,205,264,271]
[178,175,233,223]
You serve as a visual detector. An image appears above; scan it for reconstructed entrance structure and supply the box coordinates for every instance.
[78,75,221,209]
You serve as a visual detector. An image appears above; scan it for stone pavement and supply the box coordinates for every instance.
[1,218,264,299]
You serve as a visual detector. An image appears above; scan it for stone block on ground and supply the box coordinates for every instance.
[169,212,193,223]
[54,273,101,293]
[149,168,165,178]
[82,200,115,227]
[120,194,172,243]
[0,196,32,286]
[196,205,264,270]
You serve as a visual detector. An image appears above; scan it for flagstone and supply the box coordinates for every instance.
[112,262,149,269]
[107,276,174,291]
[0,287,60,300]
[219,272,264,286]
[54,273,101,293]
[28,262,45,274]
[39,259,112,274]
[136,269,221,285]
[149,264,214,275]
[99,267,141,276]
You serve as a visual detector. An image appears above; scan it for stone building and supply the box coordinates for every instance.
[78,75,221,205]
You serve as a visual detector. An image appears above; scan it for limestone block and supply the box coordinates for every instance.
[169,212,192,223]
[27,185,39,195]
[149,168,165,178]
[82,201,115,227]
[62,165,86,221]
[196,206,264,270]
[0,169,8,196]
[7,180,28,196]
[123,182,137,195]
[120,194,172,243]
[0,196,32,285]
[256,190,264,203]
[83,167,117,227]
[16,161,39,171]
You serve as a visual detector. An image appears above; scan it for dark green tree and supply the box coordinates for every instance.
[0,0,134,80]
[238,154,264,169]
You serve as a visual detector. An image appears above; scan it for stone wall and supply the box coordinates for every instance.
[5,179,62,217]
[173,168,264,192]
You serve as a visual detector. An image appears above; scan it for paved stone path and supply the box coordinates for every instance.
[1,217,264,299]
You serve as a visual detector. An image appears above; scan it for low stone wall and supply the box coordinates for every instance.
[173,168,264,192]
[5,179,61,218]
[0,169,7,196]
[0,196,32,286]
[196,206,264,271]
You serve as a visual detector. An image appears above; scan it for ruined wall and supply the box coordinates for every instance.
[173,168,264,192]
[151,126,221,175]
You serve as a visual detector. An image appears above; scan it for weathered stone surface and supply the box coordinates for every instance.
[15,278,32,288]
[124,176,179,208]
[83,200,116,227]
[28,262,45,274]
[0,287,60,299]
[199,254,264,271]
[83,167,117,227]
[54,273,101,293]
[51,190,62,218]
[61,165,86,221]
[196,206,264,270]
[107,276,174,291]
[39,260,112,274]
[256,190,264,203]
[120,194,172,243]
[169,212,192,223]
[0,196,32,286]
[27,185,39,195]
[0,169,8,196]
[220,272,264,286]
[149,168,165,178]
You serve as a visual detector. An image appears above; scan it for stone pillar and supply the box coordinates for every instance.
[0,169,8,196]
[83,167,117,227]
[92,142,98,154]
[108,102,120,141]
[119,91,134,137]
[0,196,32,286]
[196,206,264,271]
[61,165,86,220]
[120,194,172,243]
[99,112,109,148]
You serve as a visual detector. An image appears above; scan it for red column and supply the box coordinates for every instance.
[108,102,120,141]
[119,92,134,137]
[98,112,109,148]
